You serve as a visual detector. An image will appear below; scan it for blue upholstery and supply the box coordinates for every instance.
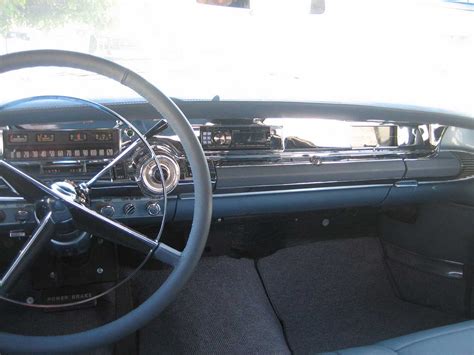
[326,321,474,355]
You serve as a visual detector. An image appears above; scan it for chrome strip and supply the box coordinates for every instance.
[0,177,20,196]
[384,242,464,280]
[418,175,474,185]
[211,178,396,190]
[179,183,393,200]
[11,159,113,165]
[0,130,3,157]
[205,148,434,163]
[0,196,24,202]
[215,158,405,169]
[0,211,53,288]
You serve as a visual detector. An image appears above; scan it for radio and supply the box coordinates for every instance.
[200,125,274,150]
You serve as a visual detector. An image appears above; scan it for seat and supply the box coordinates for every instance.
[325,320,474,355]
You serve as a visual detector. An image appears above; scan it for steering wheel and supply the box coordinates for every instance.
[0,50,213,353]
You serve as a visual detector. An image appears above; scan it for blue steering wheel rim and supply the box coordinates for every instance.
[0,50,213,353]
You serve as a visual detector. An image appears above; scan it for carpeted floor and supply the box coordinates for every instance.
[133,257,290,355]
[257,237,465,353]
[0,292,115,354]
[0,237,465,354]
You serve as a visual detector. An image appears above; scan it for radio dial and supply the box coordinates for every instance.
[213,131,231,146]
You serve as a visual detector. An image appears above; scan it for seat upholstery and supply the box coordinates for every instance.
[325,320,474,355]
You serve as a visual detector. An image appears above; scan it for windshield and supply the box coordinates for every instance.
[0,0,473,115]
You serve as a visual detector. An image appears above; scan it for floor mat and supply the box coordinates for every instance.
[0,292,115,355]
[133,256,290,355]
[257,237,465,354]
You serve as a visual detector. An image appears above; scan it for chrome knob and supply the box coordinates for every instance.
[100,205,115,218]
[15,209,30,223]
[146,202,161,216]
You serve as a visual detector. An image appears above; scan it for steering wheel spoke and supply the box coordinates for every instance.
[0,158,166,258]
[0,160,55,202]
[65,201,158,253]
[85,119,168,187]
[0,211,55,293]
[64,200,182,266]
[65,202,181,266]
[153,242,182,267]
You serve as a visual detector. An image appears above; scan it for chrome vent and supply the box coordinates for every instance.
[456,152,474,179]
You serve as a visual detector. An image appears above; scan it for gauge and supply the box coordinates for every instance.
[69,132,87,142]
[8,133,28,143]
[95,132,113,142]
[36,133,55,143]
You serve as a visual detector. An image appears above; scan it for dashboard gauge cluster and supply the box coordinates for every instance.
[2,129,120,161]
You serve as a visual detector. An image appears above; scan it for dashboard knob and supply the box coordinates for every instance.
[15,209,30,223]
[123,203,136,216]
[100,205,115,218]
[213,131,231,145]
[146,202,161,216]
[136,154,180,196]
[213,132,225,144]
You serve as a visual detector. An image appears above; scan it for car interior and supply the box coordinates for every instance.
[0,0,473,354]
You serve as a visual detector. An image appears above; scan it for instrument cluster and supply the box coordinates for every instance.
[0,127,202,198]
[2,129,120,161]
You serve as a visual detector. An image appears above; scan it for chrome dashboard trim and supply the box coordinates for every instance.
[418,175,474,185]
[1,151,472,203]
[0,196,24,202]
[205,147,435,161]
[2,176,472,204]
[214,178,396,190]
[0,129,3,157]
[9,158,113,166]
[0,177,20,196]
[179,183,394,200]
[215,158,405,169]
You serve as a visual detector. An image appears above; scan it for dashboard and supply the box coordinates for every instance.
[0,99,473,236]
[1,98,474,305]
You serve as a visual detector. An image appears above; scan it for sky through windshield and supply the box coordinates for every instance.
[0,0,473,116]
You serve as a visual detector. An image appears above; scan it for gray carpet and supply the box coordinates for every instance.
[133,257,290,355]
[0,293,115,354]
[257,237,465,354]
[0,238,465,354]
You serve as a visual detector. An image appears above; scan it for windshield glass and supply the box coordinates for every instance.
[0,0,473,115]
